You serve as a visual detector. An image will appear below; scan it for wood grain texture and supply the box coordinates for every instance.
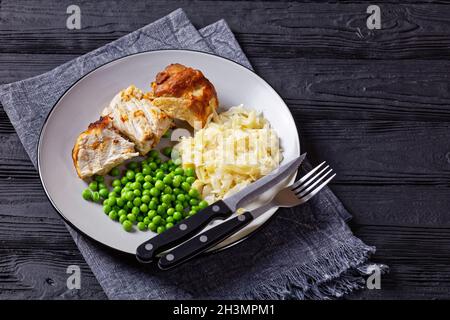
[1,0,450,300]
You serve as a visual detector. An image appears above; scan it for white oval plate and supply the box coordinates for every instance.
[38,50,300,255]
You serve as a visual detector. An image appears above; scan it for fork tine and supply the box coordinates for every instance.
[296,173,336,204]
[290,161,326,190]
[295,169,333,198]
[292,165,329,194]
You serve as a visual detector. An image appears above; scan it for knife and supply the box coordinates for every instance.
[136,153,306,263]
[157,202,273,270]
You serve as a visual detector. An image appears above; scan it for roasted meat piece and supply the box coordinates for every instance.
[72,116,139,179]
[150,63,218,128]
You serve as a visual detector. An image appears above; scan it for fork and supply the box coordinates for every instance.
[158,161,335,270]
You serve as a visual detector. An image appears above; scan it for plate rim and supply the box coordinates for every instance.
[37,48,300,256]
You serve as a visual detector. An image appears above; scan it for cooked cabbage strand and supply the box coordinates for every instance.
[176,106,282,203]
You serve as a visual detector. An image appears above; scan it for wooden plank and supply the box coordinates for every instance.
[0,1,450,61]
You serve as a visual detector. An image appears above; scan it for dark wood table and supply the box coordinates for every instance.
[1,0,450,300]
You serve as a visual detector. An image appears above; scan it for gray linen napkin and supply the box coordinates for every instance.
[0,9,384,299]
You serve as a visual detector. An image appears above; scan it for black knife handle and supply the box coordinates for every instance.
[158,211,254,270]
[136,200,232,263]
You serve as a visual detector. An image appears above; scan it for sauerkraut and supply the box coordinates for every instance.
[175,106,281,203]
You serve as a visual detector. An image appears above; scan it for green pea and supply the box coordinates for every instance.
[149,200,158,210]
[133,197,142,207]
[160,163,169,172]
[140,203,149,213]
[98,182,107,190]
[127,213,136,223]
[189,210,196,216]
[122,220,133,232]
[131,207,140,216]
[98,188,108,199]
[94,175,104,183]
[119,215,127,224]
[153,171,163,180]
[188,188,200,198]
[173,175,183,187]
[166,223,174,229]
[137,222,147,231]
[191,206,199,213]
[167,208,175,216]
[149,150,159,159]
[186,177,196,184]
[181,182,191,191]
[144,175,152,182]
[125,191,134,201]
[154,180,164,190]
[121,176,129,185]
[157,226,166,234]
[127,161,139,170]
[133,189,141,197]
[163,186,173,195]
[142,166,151,175]
[189,198,198,206]
[174,168,184,176]
[109,167,120,177]
[142,189,151,196]
[174,212,183,221]
[109,210,118,220]
[148,222,157,232]
[185,167,195,177]
[142,182,151,190]
[113,186,121,194]
[149,162,157,170]
[89,181,98,191]
[131,182,141,190]
[150,187,160,197]
[157,205,165,215]
[175,203,184,212]
[176,194,185,202]
[137,215,144,222]
[166,216,174,223]
[82,188,92,200]
[162,147,172,157]
[126,170,135,180]
[173,188,181,195]
[142,216,150,224]
[161,194,172,204]
[92,191,100,202]
[103,205,112,214]
[141,195,150,204]
[111,179,121,187]
[107,197,116,206]
[147,210,157,219]
[118,209,127,216]
[152,215,162,224]
[198,200,208,209]
[163,176,172,185]
[136,175,145,184]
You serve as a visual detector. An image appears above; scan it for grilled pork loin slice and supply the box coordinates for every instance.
[102,85,172,155]
[72,116,139,179]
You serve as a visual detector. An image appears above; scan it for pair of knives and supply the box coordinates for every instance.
[136,153,306,268]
